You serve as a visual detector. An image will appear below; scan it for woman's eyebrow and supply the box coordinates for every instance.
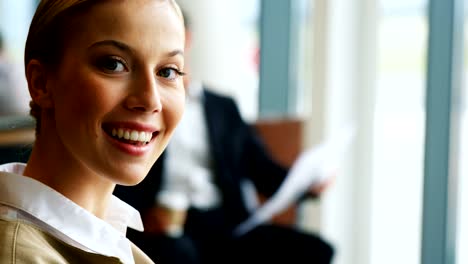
[88,40,133,54]
[166,49,184,57]
[88,40,184,58]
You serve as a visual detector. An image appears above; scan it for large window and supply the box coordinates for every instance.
[371,1,427,263]
[456,2,468,263]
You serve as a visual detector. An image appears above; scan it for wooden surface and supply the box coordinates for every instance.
[0,128,35,146]
[0,115,35,146]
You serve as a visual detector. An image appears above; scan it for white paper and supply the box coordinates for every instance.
[234,124,356,236]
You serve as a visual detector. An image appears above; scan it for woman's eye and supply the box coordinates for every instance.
[97,57,127,73]
[157,67,185,80]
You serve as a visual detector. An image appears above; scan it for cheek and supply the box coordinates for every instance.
[55,72,117,112]
[53,74,120,133]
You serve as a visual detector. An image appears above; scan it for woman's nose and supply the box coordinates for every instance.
[124,72,163,113]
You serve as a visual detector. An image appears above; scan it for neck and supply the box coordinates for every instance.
[24,126,114,219]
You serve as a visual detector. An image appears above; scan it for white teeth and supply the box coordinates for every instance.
[110,128,152,143]
[130,131,139,141]
[138,131,146,141]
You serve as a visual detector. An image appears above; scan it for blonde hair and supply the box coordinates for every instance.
[25,0,184,132]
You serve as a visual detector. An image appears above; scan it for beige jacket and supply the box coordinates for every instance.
[0,219,155,264]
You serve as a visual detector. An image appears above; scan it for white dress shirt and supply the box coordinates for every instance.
[0,163,144,264]
[158,81,222,211]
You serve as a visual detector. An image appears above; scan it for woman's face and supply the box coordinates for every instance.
[45,0,185,185]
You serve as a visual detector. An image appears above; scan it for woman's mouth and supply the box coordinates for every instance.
[103,127,158,146]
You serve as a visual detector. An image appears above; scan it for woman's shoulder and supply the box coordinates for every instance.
[0,219,64,263]
[0,219,123,264]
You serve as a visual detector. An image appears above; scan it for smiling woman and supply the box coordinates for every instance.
[0,0,185,263]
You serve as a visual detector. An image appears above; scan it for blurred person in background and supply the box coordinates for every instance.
[0,31,30,116]
[114,9,335,264]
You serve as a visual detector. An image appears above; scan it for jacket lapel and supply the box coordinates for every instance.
[202,89,221,161]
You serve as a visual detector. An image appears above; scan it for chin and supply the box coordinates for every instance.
[111,166,149,186]
[115,175,146,186]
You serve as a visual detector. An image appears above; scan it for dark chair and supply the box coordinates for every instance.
[251,117,303,226]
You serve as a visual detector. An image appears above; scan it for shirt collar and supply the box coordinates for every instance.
[0,162,143,264]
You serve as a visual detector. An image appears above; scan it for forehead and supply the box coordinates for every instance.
[63,0,185,54]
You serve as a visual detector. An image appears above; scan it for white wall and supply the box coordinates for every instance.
[176,0,261,121]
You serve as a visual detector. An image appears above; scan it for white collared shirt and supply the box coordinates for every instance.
[159,81,222,210]
[0,162,144,264]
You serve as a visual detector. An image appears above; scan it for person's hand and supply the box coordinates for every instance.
[306,171,337,198]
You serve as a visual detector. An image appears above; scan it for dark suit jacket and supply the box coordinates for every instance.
[114,88,288,230]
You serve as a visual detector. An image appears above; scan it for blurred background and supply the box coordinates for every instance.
[0,0,466,263]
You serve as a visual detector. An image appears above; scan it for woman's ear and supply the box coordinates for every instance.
[26,59,54,109]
